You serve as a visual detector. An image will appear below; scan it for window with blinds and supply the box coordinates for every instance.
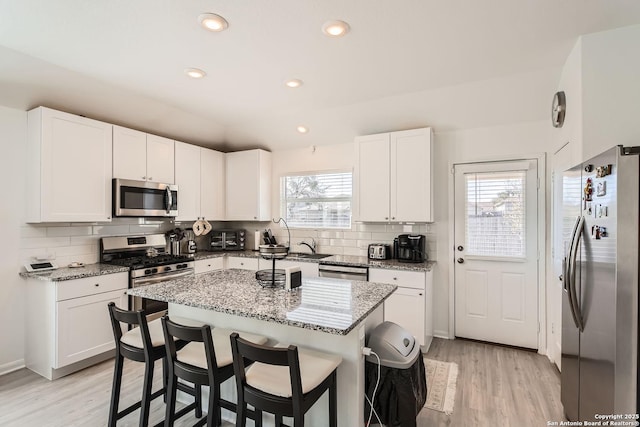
[465,171,526,257]
[281,171,352,228]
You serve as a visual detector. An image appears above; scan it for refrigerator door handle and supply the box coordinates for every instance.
[563,216,582,330]
[568,215,586,332]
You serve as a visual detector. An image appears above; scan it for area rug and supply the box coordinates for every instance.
[424,358,458,415]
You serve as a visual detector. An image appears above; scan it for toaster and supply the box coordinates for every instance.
[368,243,392,260]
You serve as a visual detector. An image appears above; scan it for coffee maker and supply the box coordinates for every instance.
[394,234,426,263]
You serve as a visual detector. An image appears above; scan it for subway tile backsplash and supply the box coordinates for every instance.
[19,218,175,267]
[19,218,437,267]
[227,221,437,260]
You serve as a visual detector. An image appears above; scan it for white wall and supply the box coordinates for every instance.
[0,105,27,373]
[228,142,437,258]
[582,24,640,160]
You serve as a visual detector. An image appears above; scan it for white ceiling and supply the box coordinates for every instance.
[1,0,639,151]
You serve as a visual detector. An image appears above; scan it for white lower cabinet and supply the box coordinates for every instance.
[56,289,127,368]
[258,259,319,277]
[226,256,259,270]
[25,272,128,380]
[369,268,433,349]
[195,257,224,274]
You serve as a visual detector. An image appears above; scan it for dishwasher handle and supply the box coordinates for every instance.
[318,264,368,275]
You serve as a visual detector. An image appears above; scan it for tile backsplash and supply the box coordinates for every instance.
[19,218,175,267]
[19,218,437,267]
[227,221,437,259]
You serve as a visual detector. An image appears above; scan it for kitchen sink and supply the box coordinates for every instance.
[287,252,333,260]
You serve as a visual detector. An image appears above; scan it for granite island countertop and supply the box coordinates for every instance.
[127,268,396,335]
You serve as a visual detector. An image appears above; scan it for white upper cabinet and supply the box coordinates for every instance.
[113,125,175,184]
[200,147,225,221]
[354,133,390,222]
[175,142,225,222]
[174,141,201,221]
[27,107,113,223]
[391,128,433,222]
[225,149,272,221]
[355,127,433,222]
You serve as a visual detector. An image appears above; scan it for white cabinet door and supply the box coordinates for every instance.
[113,125,147,181]
[226,257,259,270]
[200,148,225,220]
[29,107,113,222]
[355,133,390,222]
[391,128,433,222]
[195,257,224,274]
[55,288,127,368]
[226,149,271,221]
[354,127,433,223]
[175,141,201,221]
[384,287,426,346]
[146,134,175,184]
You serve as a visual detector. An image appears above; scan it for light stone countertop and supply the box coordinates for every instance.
[127,268,396,335]
[193,250,435,271]
[19,263,129,281]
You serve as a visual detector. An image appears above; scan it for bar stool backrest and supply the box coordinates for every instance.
[230,332,304,404]
[107,302,153,362]
[161,316,217,386]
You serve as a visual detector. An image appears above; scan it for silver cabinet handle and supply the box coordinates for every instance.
[148,176,153,180]
[142,176,146,180]
[94,283,100,287]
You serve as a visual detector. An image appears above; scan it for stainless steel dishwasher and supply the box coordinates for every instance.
[318,263,368,281]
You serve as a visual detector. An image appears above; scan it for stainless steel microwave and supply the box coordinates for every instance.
[113,178,178,217]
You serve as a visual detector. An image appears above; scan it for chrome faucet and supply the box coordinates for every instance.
[298,238,317,254]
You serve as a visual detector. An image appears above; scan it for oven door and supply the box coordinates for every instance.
[130,269,193,321]
[114,178,178,217]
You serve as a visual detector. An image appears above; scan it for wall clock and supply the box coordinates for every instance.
[552,91,566,128]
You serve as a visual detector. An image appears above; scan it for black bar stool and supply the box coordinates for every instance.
[230,332,342,427]
[107,303,202,427]
[161,316,268,427]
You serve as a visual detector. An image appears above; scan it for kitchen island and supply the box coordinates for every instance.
[127,269,396,426]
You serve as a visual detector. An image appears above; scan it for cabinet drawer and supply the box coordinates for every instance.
[56,272,128,301]
[369,268,425,290]
[195,257,224,274]
[226,257,259,270]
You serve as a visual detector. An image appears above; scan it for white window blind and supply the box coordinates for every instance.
[465,171,526,257]
[281,171,352,229]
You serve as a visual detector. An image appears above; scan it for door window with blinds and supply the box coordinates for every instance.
[465,170,526,258]
[281,171,352,228]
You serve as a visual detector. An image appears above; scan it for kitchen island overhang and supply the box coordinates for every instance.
[127,269,397,426]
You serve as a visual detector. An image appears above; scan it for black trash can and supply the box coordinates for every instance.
[364,322,427,427]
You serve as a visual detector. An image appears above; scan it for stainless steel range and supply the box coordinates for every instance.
[100,234,194,321]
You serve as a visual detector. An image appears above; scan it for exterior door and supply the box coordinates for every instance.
[454,160,539,349]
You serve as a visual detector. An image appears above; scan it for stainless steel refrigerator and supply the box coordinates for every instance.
[561,145,639,421]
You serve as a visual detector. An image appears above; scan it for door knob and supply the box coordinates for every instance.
[457,245,464,251]
[457,258,464,264]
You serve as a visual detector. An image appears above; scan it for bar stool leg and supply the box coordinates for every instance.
[275,415,283,427]
[329,371,337,427]
[165,370,177,427]
[139,360,155,427]
[254,409,263,427]
[107,354,124,427]
[195,384,203,419]
[236,402,247,427]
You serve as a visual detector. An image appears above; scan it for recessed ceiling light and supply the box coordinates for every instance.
[198,13,229,32]
[285,79,303,88]
[322,20,350,37]
[184,68,206,79]
[297,126,309,134]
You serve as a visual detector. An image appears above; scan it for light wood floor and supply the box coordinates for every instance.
[0,338,564,426]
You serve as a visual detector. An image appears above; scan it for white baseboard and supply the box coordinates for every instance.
[0,359,25,376]
[433,329,451,339]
